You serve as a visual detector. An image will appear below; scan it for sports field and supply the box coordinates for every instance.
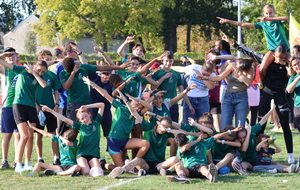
[0,124,299,190]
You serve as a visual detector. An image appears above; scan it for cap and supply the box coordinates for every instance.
[4,47,16,52]
[96,70,113,74]
[53,47,63,57]
[151,62,160,69]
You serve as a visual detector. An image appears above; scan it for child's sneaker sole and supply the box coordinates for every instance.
[20,170,38,177]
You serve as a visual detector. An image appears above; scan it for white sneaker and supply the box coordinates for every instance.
[270,126,280,131]
[267,169,277,174]
[138,169,146,176]
[288,157,295,164]
[286,164,296,173]
[15,166,25,173]
[167,176,190,184]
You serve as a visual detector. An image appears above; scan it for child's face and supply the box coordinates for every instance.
[274,51,287,62]
[131,101,143,112]
[156,120,171,134]
[42,55,52,62]
[261,137,269,148]
[133,46,144,58]
[292,48,300,56]
[128,59,139,73]
[199,120,213,129]
[77,111,92,124]
[237,131,247,143]
[163,57,174,70]
[152,95,163,108]
[263,7,275,18]
[100,72,111,83]
[292,59,300,73]
[34,65,47,76]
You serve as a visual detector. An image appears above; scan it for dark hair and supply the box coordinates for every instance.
[237,127,247,136]
[275,43,288,54]
[109,74,123,87]
[175,133,189,147]
[198,112,214,125]
[219,40,231,54]
[222,125,237,138]
[63,128,78,142]
[34,60,48,69]
[150,89,163,99]
[293,45,300,53]
[163,51,174,59]
[38,50,52,60]
[206,48,221,65]
[128,55,140,63]
[256,134,270,144]
[62,57,75,73]
[237,58,253,71]
[132,43,146,54]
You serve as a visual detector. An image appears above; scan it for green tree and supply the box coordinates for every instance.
[24,30,37,55]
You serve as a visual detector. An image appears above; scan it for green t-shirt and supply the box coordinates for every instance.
[152,69,183,100]
[178,136,215,168]
[254,20,289,51]
[211,133,234,161]
[72,114,102,158]
[140,120,173,163]
[13,65,40,108]
[240,123,261,163]
[288,74,300,107]
[59,64,97,104]
[1,68,18,107]
[52,135,78,166]
[122,72,142,98]
[36,71,61,109]
[108,99,135,140]
[180,123,200,142]
[149,100,171,124]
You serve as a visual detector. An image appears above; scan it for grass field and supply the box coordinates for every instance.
[0,123,300,190]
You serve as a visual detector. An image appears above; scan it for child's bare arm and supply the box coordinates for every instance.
[217,17,255,28]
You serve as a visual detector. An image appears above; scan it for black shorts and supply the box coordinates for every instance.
[36,112,57,133]
[13,104,38,125]
[145,160,160,174]
[209,102,221,115]
[58,165,73,171]
[187,164,207,178]
[101,109,112,137]
[77,155,98,162]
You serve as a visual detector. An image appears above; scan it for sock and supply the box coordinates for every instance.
[288,153,294,158]
[178,173,186,177]
[2,159,7,162]
[25,161,30,167]
[17,162,23,167]
[38,157,43,160]
[215,165,219,170]
[53,156,59,161]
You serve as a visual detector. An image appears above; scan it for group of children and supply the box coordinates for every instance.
[0,3,300,184]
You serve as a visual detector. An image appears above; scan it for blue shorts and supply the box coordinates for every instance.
[107,138,129,155]
[1,107,18,133]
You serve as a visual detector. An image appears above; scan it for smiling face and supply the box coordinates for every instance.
[152,95,163,108]
[131,101,143,112]
[162,57,174,70]
[292,58,300,74]
[128,59,139,73]
[4,52,16,64]
[263,7,275,18]
[132,46,145,58]
[100,72,111,83]
[77,111,92,124]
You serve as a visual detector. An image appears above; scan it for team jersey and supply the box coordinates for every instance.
[1,67,18,107]
[52,135,78,166]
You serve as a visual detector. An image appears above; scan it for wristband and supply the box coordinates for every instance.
[167,128,171,133]
[77,52,82,55]
[222,140,225,144]
[227,130,232,135]
[55,103,59,106]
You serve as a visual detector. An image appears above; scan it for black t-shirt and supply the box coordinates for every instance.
[262,62,288,91]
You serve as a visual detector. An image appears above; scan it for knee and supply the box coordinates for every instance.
[81,168,90,175]
[169,156,180,163]
[141,140,150,148]
[225,153,234,160]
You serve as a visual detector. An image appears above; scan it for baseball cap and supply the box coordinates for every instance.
[151,62,160,69]
[53,47,63,57]
[4,47,16,52]
[96,70,113,74]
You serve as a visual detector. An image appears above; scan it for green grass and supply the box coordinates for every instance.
[0,123,300,190]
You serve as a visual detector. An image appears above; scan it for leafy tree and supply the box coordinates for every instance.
[0,0,36,33]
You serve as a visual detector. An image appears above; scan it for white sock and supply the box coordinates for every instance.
[38,157,43,160]
[288,153,294,158]
[2,159,7,162]
[25,161,30,167]
[53,156,59,161]
[215,165,219,170]
[17,162,22,167]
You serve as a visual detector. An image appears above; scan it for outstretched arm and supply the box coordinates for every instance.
[213,126,243,141]
[27,121,53,138]
[170,84,197,106]
[259,99,276,126]
[77,102,105,116]
[217,17,255,28]
[117,35,136,58]
[94,45,115,66]
[41,105,73,126]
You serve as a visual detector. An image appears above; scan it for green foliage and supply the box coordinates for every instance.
[24,30,37,55]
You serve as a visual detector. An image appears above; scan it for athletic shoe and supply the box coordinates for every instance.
[167,176,190,184]
[38,159,44,163]
[0,160,10,169]
[99,157,107,169]
[24,165,34,171]
[44,169,58,176]
[20,170,39,177]
[232,159,249,175]
[267,169,277,174]
[138,169,146,176]
[288,157,295,164]
[15,166,25,173]
[270,126,282,132]
[208,164,218,183]
[295,158,300,173]
[108,167,125,178]
[128,167,138,174]
[53,159,61,165]
[286,164,296,173]
[70,171,80,177]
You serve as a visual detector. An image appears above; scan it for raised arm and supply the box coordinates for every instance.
[213,126,243,141]
[77,102,105,116]
[82,76,114,103]
[94,45,115,66]
[62,62,80,91]
[70,43,88,64]
[41,105,73,126]
[27,121,53,138]
[0,53,14,70]
[217,17,255,28]
[117,35,135,58]
[259,99,275,126]
[170,84,197,106]
[188,117,213,136]
[96,61,130,71]
[125,93,151,115]
[24,64,47,88]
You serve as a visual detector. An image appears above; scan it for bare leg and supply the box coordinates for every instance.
[58,165,81,176]
[216,153,234,169]
[212,114,221,132]
[167,138,178,157]
[76,157,90,175]
[1,133,13,160]
[14,132,20,163]
[32,162,61,173]
[35,132,43,158]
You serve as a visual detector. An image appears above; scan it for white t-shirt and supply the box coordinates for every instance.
[184,64,216,97]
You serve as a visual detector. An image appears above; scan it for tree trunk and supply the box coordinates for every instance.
[164,23,177,52]
[186,24,191,52]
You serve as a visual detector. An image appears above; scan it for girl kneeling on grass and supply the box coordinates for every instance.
[38,103,105,177]
[82,77,151,171]
[20,125,80,177]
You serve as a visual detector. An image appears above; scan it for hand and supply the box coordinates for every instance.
[217,17,230,24]
[232,126,243,132]
[258,17,270,22]
[125,75,135,84]
[187,84,197,90]
[177,129,187,134]
[189,107,195,115]
[188,117,196,126]
[216,139,222,144]
[70,43,81,53]
[116,89,127,102]
[40,104,51,112]
[24,64,34,74]
[155,90,167,97]
[163,72,172,79]
[120,61,131,70]
[270,99,276,111]
[125,93,136,101]
[72,62,80,74]
[53,105,58,113]
[221,32,233,44]
[157,52,166,62]
[145,111,155,116]
[82,76,92,86]
[125,35,136,44]
[273,55,286,65]
[27,121,34,129]
[76,105,88,112]
[0,52,14,59]
[205,54,217,61]
[94,45,104,53]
